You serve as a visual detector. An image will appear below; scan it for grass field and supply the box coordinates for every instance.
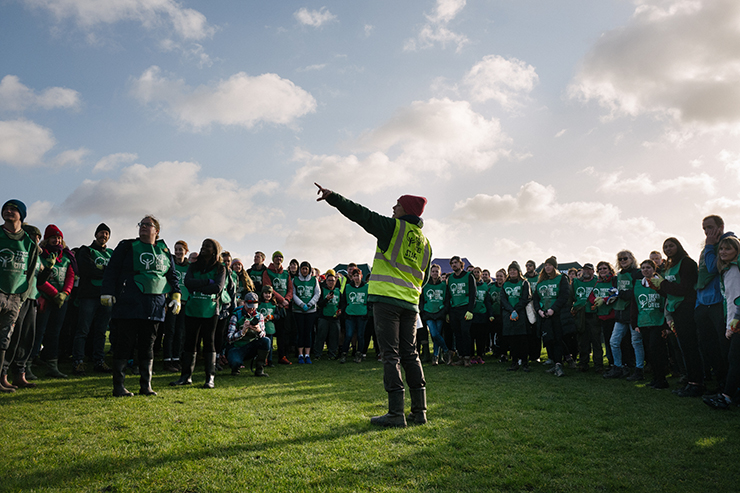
[2,354,739,493]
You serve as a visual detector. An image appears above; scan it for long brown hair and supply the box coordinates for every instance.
[716,237,740,272]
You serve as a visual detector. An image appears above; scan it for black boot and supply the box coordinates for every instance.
[0,351,15,393]
[170,353,196,386]
[203,352,216,389]
[139,360,157,396]
[420,342,431,364]
[254,349,269,377]
[407,387,427,425]
[112,359,133,397]
[370,390,407,428]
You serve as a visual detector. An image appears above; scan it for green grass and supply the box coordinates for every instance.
[2,355,739,493]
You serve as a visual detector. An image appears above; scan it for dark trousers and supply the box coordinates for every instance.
[641,325,669,380]
[293,311,317,349]
[694,303,729,386]
[508,334,529,365]
[672,301,703,384]
[34,301,69,360]
[449,306,472,357]
[73,297,112,363]
[723,333,740,399]
[577,312,603,368]
[183,315,218,354]
[541,315,565,364]
[112,318,159,360]
[373,302,425,393]
[471,322,488,357]
[314,317,339,358]
[600,318,615,366]
[162,304,185,361]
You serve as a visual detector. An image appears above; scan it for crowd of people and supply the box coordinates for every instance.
[1,198,738,413]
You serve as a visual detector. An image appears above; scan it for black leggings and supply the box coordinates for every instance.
[183,315,218,354]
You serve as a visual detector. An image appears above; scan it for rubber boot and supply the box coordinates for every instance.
[25,363,38,381]
[12,368,37,389]
[203,352,216,389]
[170,352,196,386]
[139,360,157,396]
[0,351,15,393]
[254,349,269,377]
[420,341,431,364]
[45,359,67,378]
[370,390,407,428]
[407,387,427,425]
[112,359,133,397]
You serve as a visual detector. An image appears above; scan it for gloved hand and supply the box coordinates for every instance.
[731,318,740,333]
[489,316,495,322]
[594,297,605,307]
[169,293,182,315]
[53,292,68,308]
[510,310,518,321]
[302,303,309,312]
[464,311,473,321]
[46,255,57,267]
[265,314,274,321]
[648,274,664,290]
[446,314,450,323]
[96,263,105,271]
[100,295,116,306]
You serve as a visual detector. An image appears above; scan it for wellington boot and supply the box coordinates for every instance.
[254,349,269,377]
[420,342,431,364]
[25,364,38,381]
[1,371,18,390]
[170,352,196,386]
[370,390,407,428]
[12,369,37,389]
[203,352,216,389]
[139,360,157,396]
[112,359,133,397]
[45,359,68,379]
[407,387,427,425]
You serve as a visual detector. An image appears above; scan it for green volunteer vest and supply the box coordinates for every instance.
[293,277,316,305]
[536,275,562,311]
[422,282,445,314]
[28,262,40,300]
[248,266,264,288]
[173,261,190,301]
[344,283,368,316]
[696,246,717,291]
[132,239,172,295]
[664,259,684,312]
[614,272,634,311]
[221,269,234,305]
[185,267,219,318]
[266,269,289,297]
[257,302,276,335]
[488,283,502,314]
[232,309,256,348]
[89,247,113,287]
[634,282,665,327]
[473,282,488,314]
[593,280,614,317]
[503,280,523,308]
[525,274,538,294]
[448,271,471,308]
[44,253,71,293]
[367,218,431,304]
[321,286,340,317]
[572,277,597,311]
[0,231,34,295]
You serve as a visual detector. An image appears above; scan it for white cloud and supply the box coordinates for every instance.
[463,55,538,108]
[569,0,740,132]
[597,171,716,195]
[93,152,138,172]
[294,7,337,28]
[159,40,214,68]
[405,0,469,53]
[61,160,280,241]
[24,0,215,41]
[297,63,327,72]
[356,98,510,171]
[54,147,89,166]
[131,66,317,130]
[364,24,374,37]
[0,75,80,111]
[719,149,740,181]
[0,119,56,167]
[290,98,511,196]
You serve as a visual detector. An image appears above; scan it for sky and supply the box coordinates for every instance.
[2,0,740,272]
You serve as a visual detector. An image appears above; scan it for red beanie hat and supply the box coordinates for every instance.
[44,224,63,240]
[398,195,427,217]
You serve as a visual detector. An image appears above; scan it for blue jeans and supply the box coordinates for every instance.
[610,321,644,368]
[426,319,448,356]
[73,297,112,362]
[342,317,367,354]
[227,337,270,369]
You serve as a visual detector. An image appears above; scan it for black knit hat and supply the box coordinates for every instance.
[95,223,111,235]
[507,261,522,274]
[545,256,558,268]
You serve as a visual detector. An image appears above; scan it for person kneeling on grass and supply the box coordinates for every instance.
[226,292,270,377]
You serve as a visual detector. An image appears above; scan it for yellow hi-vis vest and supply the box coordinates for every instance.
[368,219,431,304]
